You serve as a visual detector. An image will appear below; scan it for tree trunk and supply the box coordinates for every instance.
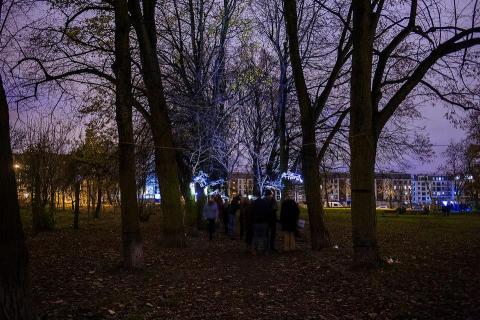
[91,182,96,215]
[94,185,102,219]
[183,191,197,235]
[350,135,378,267]
[322,167,330,207]
[284,0,330,250]
[277,46,290,201]
[129,0,186,247]
[252,154,261,197]
[86,180,91,216]
[71,190,74,212]
[301,134,331,250]
[31,168,42,234]
[0,74,34,319]
[178,161,197,235]
[195,182,206,230]
[62,190,65,211]
[350,0,379,268]
[73,181,80,231]
[56,191,60,208]
[49,186,55,212]
[113,0,145,269]
[151,123,186,247]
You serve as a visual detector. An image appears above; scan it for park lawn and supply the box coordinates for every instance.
[299,206,396,218]
[24,208,480,320]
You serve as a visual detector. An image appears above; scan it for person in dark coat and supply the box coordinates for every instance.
[203,198,219,240]
[264,189,278,252]
[244,198,254,250]
[213,194,224,221]
[251,195,270,254]
[227,195,241,239]
[239,197,249,240]
[280,199,300,251]
[220,197,229,234]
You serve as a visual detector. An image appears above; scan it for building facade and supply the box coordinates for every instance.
[412,175,455,206]
[374,173,412,208]
[228,172,255,198]
[226,171,459,208]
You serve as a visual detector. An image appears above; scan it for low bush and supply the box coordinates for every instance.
[38,209,56,230]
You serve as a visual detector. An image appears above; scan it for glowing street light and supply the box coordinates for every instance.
[13,163,21,169]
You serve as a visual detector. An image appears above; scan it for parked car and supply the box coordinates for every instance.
[326,201,343,208]
[406,204,423,212]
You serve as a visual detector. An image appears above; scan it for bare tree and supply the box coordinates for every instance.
[113,0,144,268]
[235,45,278,195]
[14,117,71,232]
[128,0,187,247]
[284,0,352,250]
[440,141,470,204]
[349,0,480,267]
[252,0,298,199]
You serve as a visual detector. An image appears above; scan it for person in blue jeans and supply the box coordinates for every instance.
[202,198,219,240]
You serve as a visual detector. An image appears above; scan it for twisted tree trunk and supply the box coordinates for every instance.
[284,0,331,250]
[301,129,331,250]
[114,0,144,269]
[129,0,186,247]
[0,74,33,319]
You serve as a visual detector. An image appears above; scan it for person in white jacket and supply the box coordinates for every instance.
[203,198,219,240]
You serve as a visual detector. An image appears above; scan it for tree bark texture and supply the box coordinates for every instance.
[277,43,290,201]
[350,0,379,268]
[0,74,34,320]
[301,131,331,250]
[31,168,42,233]
[129,0,186,247]
[94,184,102,219]
[284,0,330,249]
[73,180,80,230]
[114,0,145,269]
[178,160,197,235]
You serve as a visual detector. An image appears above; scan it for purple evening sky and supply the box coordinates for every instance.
[411,106,466,174]
[5,0,473,175]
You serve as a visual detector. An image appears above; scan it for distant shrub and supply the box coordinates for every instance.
[39,209,56,230]
[139,203,156,222]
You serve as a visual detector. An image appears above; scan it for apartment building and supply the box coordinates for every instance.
[375,172,412,207]
[412,175,455,206]
[228,172,255,197]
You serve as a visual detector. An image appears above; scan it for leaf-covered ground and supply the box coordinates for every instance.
[25,210,480,319]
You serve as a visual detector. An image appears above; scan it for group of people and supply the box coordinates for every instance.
[202,189,300,253]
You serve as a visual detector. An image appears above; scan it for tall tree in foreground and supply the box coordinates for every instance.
[284,0,351,249]
[114,0,144,269]
[0,0,33,316]
[0,76,33,319]
[350,0,479,267]
[128,0,186,247]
